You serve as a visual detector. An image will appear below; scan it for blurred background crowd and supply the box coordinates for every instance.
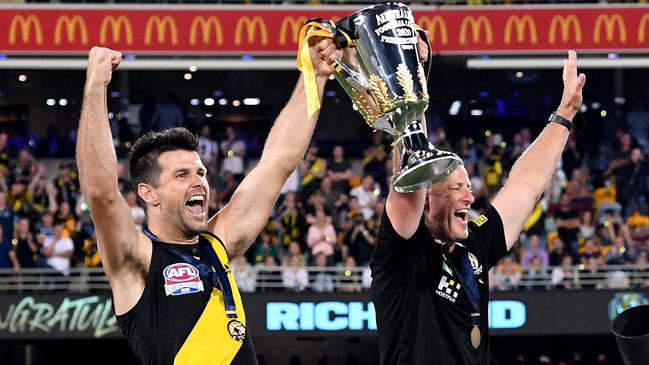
[0,94,647,294]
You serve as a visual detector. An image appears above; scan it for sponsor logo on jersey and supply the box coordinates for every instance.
[472,214,488,227]
[468,252,483,276]
[435,275,461,304]
[163,263,204,296]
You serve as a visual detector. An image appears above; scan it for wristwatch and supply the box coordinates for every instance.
[548,112,572,132]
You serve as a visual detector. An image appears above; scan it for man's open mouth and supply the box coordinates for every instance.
[185,194,205,216]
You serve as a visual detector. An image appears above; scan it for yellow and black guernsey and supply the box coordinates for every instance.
[116,231,257,365]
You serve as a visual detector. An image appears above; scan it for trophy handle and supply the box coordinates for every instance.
[414,25,432,82]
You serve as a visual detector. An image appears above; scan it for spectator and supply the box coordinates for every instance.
[282,241,306,267]
[548,234,569,266]
[493,255,522,290]
[0,192,14,242]
[521,234,549,268]
[579,237,601,264]
[10,149,34,185]
[9,217,38,273]
[258,255,283,292]
[282,255,309,292]
[319,178,341,220]
[604,236,629,265]
[580,256,604,290]
[53,162,80,208]
[350,174,378,220]
[579,210,596,241]
[43,222,74,276]
[231,256,257,293]
[631,252,649,289]
[0,225,12,270]
[326,144,352,195]
[252,232,280,265]
[217,170,239,205]
[125,191,145,231]
[311,252,335,293]
[555,193,581,255]
[197,124,219,166]
[37,211,55,242]
[277,191,307,249]
[337,256,361,292]
[525,255,550,290]
[82,229,102,268]
[616,148,648,218]
[551,255,580,290]
[362,133,389,190]
[151,92,184,131]
[306,209,337,260]
[300,142,326,200]
[346,214,376,267]
[220,126,246,180]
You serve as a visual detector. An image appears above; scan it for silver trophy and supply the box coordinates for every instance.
[315,3,460,193]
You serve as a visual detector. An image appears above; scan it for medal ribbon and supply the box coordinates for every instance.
[144,227,238,319]
[445,247,481,329]
[296,20,336,118]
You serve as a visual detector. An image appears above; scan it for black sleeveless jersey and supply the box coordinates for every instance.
[116,232,257,365]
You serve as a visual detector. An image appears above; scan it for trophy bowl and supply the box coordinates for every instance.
[320,3,461,192]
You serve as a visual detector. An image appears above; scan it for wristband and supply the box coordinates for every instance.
[548,112,572,132]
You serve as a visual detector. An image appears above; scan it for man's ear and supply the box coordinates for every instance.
[138,183,159,208]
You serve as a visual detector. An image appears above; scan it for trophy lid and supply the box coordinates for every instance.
[336,2,412,40]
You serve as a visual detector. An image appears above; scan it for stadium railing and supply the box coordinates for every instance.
[0,265,647,292]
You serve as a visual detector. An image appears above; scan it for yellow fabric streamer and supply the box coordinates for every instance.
[296,21,335,118]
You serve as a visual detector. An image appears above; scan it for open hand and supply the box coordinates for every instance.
[86,46,122,86]
[557,50,586,120]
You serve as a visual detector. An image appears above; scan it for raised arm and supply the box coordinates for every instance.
[208,39,340,259]
[492,50,586,249]
[77,47,145,312]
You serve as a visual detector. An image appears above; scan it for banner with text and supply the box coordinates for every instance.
[2,5,649,55]
[0,290,647,339]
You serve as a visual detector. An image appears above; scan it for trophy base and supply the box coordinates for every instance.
[392,151,461,193]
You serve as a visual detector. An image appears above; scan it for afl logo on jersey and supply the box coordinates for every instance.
[163,263,205,296]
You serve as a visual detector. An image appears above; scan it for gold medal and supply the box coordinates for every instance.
[227,319,247,342]
[471,325,481,349]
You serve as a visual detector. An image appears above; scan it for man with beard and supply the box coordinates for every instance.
[371,51,586,365]
[77,40,339,365]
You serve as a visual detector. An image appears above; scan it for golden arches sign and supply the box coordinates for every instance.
[145,15,178,45]
[504,15,537,45]
[9,15,43,45]
[279,16,308,46]
[100,15,133,45]
[234,16,268,46]
[190,16,224,46]
[418,16,448,45]
[548,15,582,44]
[54,15,88,45]
[593,14,626,43]
[459,16,493,45]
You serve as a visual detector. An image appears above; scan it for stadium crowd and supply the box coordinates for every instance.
[0,97,647,293]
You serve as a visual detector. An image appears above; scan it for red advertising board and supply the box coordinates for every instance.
[2,5,649,54]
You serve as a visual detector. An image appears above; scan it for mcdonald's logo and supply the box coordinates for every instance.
[8,15,43,45]
[279,16,307,46]
[504,15,537,45]
[637,13,649,42]
[190,16,224,46]
[54,15,88,45]
[459,16,493,45]
[234,16,268,46]
[548,15,582,44]
[418,16,448,45]
[145,15,178,45]
[593,14,626,43]
[100,15,133,45]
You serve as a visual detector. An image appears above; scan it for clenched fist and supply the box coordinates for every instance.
[86,46,122,86]
[309,37,342,78]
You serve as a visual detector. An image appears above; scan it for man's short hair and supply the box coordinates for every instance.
[129,127,199,205]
